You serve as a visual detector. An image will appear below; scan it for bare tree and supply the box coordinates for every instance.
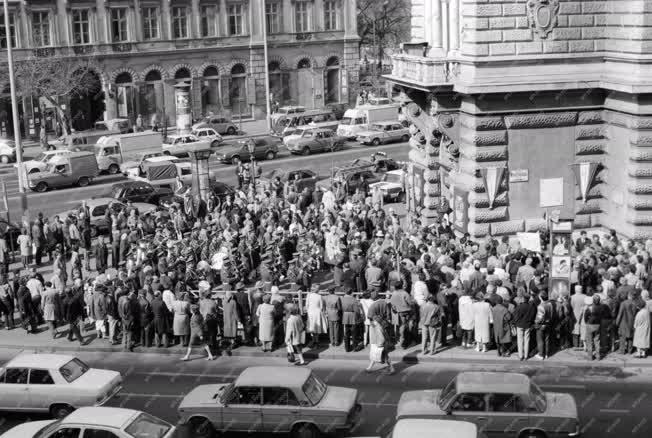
[357,0,410,68]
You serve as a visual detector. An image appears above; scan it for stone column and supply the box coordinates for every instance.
[449,0,459,52]
[174,82,192,135]
[430,0,443,53]
[161,0,171,39]
[191,0,200,39]
[133,0,143,41]
[441,0,449,53]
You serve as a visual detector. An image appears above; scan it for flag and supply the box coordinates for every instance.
[480,167,505,209]
[571,162,598,204]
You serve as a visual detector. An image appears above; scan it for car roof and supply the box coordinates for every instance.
[63,407,140,428]
[84,198,123,207]
[393,419,477,438]
[235,366,312,387]
[455,372,531,395]
[5,353,75,369]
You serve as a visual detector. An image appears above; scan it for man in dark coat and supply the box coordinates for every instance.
[349,249,367,292]
[150,290,170,347]
[324,286,342,346]
[341,288,361,352]
[137,289,153,347]
[63,288,85,345]
[94,236,109,273]
[17,279,37,333]
[616,291,637,355]
[119,290,139,351]
[234,282,253,346]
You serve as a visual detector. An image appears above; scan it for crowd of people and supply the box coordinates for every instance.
[1,174,652,367]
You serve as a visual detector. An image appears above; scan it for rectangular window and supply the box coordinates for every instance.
[32,11,51,47]
[201,5,217,37]
[294,2,309,33]
[142,7,160,40]
[172,6,188,39]
[0,13,16,49]
[265,2,280,34]
[227,4,244,36]
[110,8,128,42]
[72,9,90,44]
[324,0,337,30]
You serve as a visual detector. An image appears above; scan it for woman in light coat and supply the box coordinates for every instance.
[634,303,650,358]
[458,291,475,348]
[285,307,306,365]
[41,284,60,339]
[305,285,327,348]
[366,317,395,375]
[472,292,491,352]
[359,291,374,345]
[172,292,191,347]
[222,290,240,354]
[256,294,276,352]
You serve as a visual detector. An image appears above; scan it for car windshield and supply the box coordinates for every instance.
[34,420,61,438]
[292,129,305,136]
[33,153,48,162]
[302,373,327,406]
[340,117,352,125]
[384,173,403,184]
[370,124,384,131]
[529,382,547,412]
[125,413,172,438]
[59,358,90,382]
[438,379,457,409]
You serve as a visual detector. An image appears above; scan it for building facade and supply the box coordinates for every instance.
[388,0,652,239]
[0,0,359,135]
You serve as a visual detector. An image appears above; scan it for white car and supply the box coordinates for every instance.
[356,122,410,146]
[162,134,212,157]
[0,354,122,418]
[369,169,406,202]
[18,150,74,174]
[0,138,16,164]
[0,407,176,438]
[191,127,223,147]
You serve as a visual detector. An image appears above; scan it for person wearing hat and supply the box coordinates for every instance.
[305,284,327,348]
[137,289,153,348]
[182,304,215,361]
[365,259,384,292]
[341,288,363,352]
[324,286,342,347]
[222,290,240,355]
[63,287,85,346]
[234,282,253,346]
[349,247,368,293]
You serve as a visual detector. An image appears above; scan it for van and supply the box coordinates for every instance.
[95,131,163,174]
[48,119,131,149]
[27,151,99,192]
[272,108,338,137]
[337,104,399,139]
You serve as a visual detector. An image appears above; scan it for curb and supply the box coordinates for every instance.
[3,342,647,369]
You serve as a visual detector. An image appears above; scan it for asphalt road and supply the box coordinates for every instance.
[0,141,409,220]
[0,348,650,437]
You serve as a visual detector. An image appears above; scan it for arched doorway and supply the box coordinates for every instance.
[268,61,290,106]
[297,58,314,108]
[201,66,221,116]
[229,64,247,116]
[325,57,340,104]
[114,71,135,124]
[141,70,163,128]
[69,70,103,131]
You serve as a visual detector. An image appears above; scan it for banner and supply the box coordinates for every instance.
[452,187,469,233]
[571,162,599,204]
[480,167,505,209]
[539,177,564,208]
[517,232,541,252]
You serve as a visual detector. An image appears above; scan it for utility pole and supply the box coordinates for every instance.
[260,1,272,131]
[3,0,27,217]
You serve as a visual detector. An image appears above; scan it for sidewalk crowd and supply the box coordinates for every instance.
[0,173,651,369]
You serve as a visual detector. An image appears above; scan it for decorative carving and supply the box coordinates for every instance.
[630,133,652,147]
[461,130,508,147]
[627,163,652,178]
[490,220,525,236]
[459,115,506,131]
[505,111,577,129]
[577,111,603,125]
[296,33,313,41]
[576,125,604,140]
[112,42,132,53]
[73,45,94,55]
[575,140,606,156]
[34,47,55,57]
[445,62,460,82]
[526,0,560,38]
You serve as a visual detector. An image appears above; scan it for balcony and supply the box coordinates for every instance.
[387,43,453,90]
[111,42,133,53]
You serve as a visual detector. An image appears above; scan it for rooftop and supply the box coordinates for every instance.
[5,353,75,369]
[235,366,312,387]
[455,372,531,395]
[63,407,140,429]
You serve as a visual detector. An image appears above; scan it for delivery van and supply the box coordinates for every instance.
[95,131,163,174]
[337,104,399,139]
[28,151,99,192]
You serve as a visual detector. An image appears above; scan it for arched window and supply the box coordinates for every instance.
[231,64,246,75]
[325,57,340,104]
[142,71,164,128]
[326,56,339,67]
[175,67,191,80]
[204,66,219,77]
[114,72,134,119]
[202,66,221,115]
[297,58,311,69]
[144,70,162,82]
[115,72,133,84]
[229,64,247,115]
[268,61,288,104]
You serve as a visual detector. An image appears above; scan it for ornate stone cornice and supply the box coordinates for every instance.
[505,111,577,129]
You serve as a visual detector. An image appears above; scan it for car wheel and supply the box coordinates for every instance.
[34,182,48,193]
[163,151,171,156]
[302,147,311,156]
[401,134,410,142]
[50,403,75,419]
[108,164,120,175]
[227,126,237,135]
[90,225,99,238]
[48,144,56,151]
[77,176,90,187]
[188,417,216,438]
[519,430,547,438]
[266,151,276,160]
[211,140,220,148]
[28,168,39,174]
[372,138,381,146]
[398,191,406,202]
[0,155,9,164]
[231,156,241,165]
[291,423,320,438]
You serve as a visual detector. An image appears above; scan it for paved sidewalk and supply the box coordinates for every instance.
[0,321,649,369]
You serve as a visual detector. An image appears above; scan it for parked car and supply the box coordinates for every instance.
[259,169,319,193]
[162,134,212,157]
[28,151,99,192]
[0,138,16,164]
[214,136,280,164]
[192,127,223,147]
[18,150,74,174]
[358,419,483,438]
[57,198,159,236]
[396,372,580,438]
[286,128,346,155]
[0,354,122,419]
[178,366,360,438]
[0,407,176,438]
[105,181,175,205]
[369,169,406,202]
[356,121,410,146]
[192,116,239,135]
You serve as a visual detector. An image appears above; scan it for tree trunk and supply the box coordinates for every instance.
[43,96,72,147]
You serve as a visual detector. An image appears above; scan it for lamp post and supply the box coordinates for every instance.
[247,140,256,189]
[3,0,27,217]
[260,0,272,131]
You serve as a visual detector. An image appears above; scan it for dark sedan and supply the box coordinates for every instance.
[214,137,280,165]
[105,181,175,206]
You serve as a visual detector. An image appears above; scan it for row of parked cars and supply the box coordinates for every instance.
[0,353,581,438]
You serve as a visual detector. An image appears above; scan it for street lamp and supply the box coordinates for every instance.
[246,140,256,189]
[3,0,27,217]
[260,0,272,131]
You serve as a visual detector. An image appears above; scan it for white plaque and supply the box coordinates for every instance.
[540,177,563,207]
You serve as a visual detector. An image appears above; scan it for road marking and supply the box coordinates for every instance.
[599,408,631,414]
[539,384,586,390]
[133,371,237,379]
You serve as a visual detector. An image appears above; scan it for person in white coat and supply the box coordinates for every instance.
[634,302,650,358]
[305,284,327,348]
[472,292,491,352]
[458,291,475,348]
